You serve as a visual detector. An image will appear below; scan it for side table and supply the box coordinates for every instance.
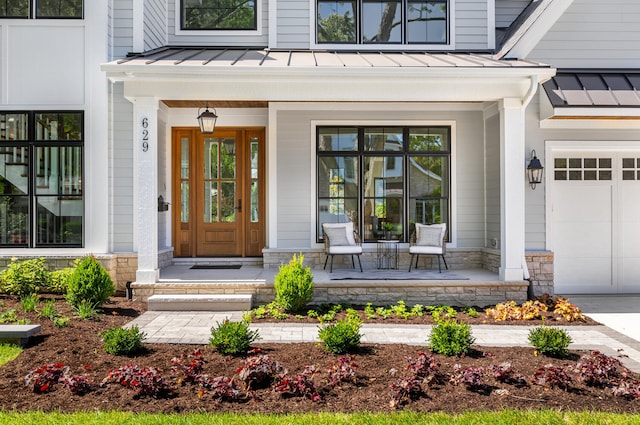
[377,240,399,270]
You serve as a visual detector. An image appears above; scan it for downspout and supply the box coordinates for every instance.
[522,75,538,297]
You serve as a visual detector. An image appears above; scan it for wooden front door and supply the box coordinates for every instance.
[172,127,265,257]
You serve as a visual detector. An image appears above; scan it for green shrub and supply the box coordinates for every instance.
[73,300,100,320]
[210,320,259,355]
[53,317,71,328]
[20,294,40,312]
[528,326,573,357]
[101,326,146,356]
[65,255,114,309]
[48,265,76,294]
[39,299,58,320]
[273,253,314,313]
[0,258,50,296]
[318,315,362,354]
[428,319,475,356]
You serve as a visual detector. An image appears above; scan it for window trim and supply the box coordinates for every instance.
[310,0,454,50]
[175,0,263,35]
[0,0,83,19]
[314,122,454,245]
[0,110,85,248]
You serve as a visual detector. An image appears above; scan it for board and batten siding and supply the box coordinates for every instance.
[495,0,531,28]
[455,0,490,50]
[166,0,268,46]
[274,107,485,249]
[276,0,311,49]
[144,0,167,51]
[109,83,135,252]
[111,0,134,60]
[528,0,640,68]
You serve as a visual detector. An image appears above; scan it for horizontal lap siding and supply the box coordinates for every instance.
[495,0,531,28]
[455,0,489,50]
[144,0,167,51]
[528,0,640,68]
[111,0,133,60]
[277,0,310,48]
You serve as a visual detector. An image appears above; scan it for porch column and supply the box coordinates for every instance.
[499,98,526,281]
[131,97,160,283]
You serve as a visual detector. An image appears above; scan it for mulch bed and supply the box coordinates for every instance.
[0,295,638,414]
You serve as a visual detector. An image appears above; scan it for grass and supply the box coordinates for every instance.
[0,343,23,366]
[0,411,638,425]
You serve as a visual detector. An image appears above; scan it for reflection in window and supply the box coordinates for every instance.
[0,0,83,18]
[182,0,257,30]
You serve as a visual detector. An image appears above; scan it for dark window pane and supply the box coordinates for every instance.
[35,112,83,140]
[584,158,597,168]
[407,0,447,43]
[623,170,636,181]
[0,113,29,141]
[622,158,635,168]
[0,146,28,193]
[409,198,446,227]
[599,158,612,168]
[34,146,82,195]
[554,158,567,168]
[0,0,28,17]
[584,170,597,180]
[0,195,29,245]
[568,158,582,168]
[409,127,449,151]
[362,0,401,43]
[569,170,582,180]
[318,127,358,151]
[599,170,612,180]
[364,127,403,151]
[317,0,357,43]
[36,197,82,245]
[36,0,82,18]
[554,170,567,180]
[183,0,256,30]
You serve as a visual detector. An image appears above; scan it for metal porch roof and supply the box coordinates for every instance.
[543,72,640,108]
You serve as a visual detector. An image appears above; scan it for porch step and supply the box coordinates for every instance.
[0,324,41,346]
[147,294,253,312]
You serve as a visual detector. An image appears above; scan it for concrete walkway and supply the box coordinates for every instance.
[126,295,640,374]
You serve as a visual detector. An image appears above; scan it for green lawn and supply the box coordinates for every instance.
[0,343,22,366]
[0,411,638,425]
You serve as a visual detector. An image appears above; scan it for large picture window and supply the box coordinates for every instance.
[0,0,83,18]
[317,126,450,243]
[317,0,447,45]
[181,0,257,30]
[0,111,83,247]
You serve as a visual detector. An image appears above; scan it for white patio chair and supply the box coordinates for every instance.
[408,223,448,272]
[322,222,363,273]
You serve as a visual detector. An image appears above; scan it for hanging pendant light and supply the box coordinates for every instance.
[197,103,218,134]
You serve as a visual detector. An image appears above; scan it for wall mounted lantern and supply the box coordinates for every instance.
[527,149,544,190]
[197,103,218,134]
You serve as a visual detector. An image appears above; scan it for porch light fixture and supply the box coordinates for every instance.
[527,149,544,190]
[197,103,218,134]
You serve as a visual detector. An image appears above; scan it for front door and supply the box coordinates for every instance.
[172,127,265,257]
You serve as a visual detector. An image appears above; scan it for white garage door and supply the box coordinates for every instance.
[551,152,640,294]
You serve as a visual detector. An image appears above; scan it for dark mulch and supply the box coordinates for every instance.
[0,295,638,414]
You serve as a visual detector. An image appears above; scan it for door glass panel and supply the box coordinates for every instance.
[180,138,189,179]
[221,182,236,222]
[203,181,218,223]
[220,138,236,179]
[204,139,218,179]
[181,182,189,222]
[250,140,258,179]
[250,139,259,222]
[250,181,258,222]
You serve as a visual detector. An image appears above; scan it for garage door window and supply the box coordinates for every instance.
[622,158,640,181]
[554,157,612,181]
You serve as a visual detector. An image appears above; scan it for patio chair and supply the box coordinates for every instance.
[408,223,448,272]
[322,222,363,273]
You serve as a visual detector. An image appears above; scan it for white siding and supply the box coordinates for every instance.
[110,83,135,252]
[167,0,268,47]
[276,0,310,49]
[275,107,485,249]
[144,0,167,51]
[112,0,134,59]
[495,0,530,28]
[455,0,489,50]
[528,0,640,68]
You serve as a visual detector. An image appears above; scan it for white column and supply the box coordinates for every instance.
[499,98,526,281]
[132,97,160,283]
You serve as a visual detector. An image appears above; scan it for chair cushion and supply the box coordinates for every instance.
[323,222,356,246]
[409,245,443,255]
[416,223,446,246]
[328,245,363,255]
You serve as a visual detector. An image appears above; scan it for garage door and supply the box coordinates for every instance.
[551,152,640,294]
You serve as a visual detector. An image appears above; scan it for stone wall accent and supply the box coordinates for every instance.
[525,251,554,297]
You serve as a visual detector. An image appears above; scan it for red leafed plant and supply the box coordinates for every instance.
[488,362,527,387]
[197,375,241,400]
[101,364,172,398]
[235,354,283,390]
[171,348,206,385]
[24,363,69,393]
[574,350,622,387]
[405,352,440,385]
[610,373,640,400]
[450,365,486,390]
[531,364,573,390]
[326,356,358,388]
[389,376,422,409]
[60,374,92,395]
[273,365,322,401]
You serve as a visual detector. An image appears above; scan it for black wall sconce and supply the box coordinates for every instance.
[527,149,544,190]
[197,103,218,134]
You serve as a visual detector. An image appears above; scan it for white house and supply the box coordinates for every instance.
[1,0,638,302]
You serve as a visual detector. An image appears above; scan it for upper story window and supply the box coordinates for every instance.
[181,0,257,30]
[0,0,83,19]
[317,0,447,45]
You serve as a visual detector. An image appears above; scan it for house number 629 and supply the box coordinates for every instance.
[141,117,149,152]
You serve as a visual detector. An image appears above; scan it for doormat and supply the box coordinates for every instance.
[190,264,242,270]
[329,270,468,280]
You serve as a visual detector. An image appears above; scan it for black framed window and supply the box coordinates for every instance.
[0,0,82,18]
[317,126,450,243]
[0,111,84,247]
[317,0,447,44]
[181,0,257,30]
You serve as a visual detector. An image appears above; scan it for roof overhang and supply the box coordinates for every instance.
[541,71,640,120]
[101,48,556,104]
